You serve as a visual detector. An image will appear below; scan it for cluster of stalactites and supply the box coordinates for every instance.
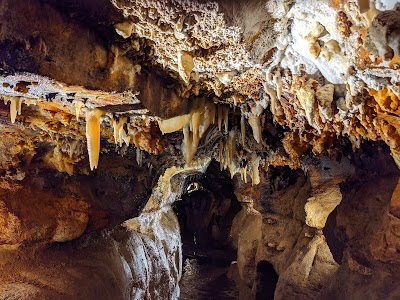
[2,95,139,172]
[159,100,263,185]
[218,129,261,186]
[85,108,139,170]
[183,100,218,165]
[84,108,146,171]
[112,116,131,147]
[3,96,37,123]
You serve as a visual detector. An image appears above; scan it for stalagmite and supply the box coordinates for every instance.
[75,100,84,121]
[85,108,103,170]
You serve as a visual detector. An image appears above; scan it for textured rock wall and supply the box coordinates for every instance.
[0,160,185,300]
[229,144,400,299]
[0,224,180,300]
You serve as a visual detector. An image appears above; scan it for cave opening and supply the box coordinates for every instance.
[173,161,241,299]
[254,261,279,300]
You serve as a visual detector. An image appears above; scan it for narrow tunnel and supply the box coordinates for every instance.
[254,261,279,300]
[173,161,241,299]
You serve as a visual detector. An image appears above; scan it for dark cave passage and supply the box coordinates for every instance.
[173,161,241,299]
[254,261,279,300]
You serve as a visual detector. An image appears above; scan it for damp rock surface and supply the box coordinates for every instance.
[179,258,238,300]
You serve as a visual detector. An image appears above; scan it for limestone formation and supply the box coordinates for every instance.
[1,0,400,299]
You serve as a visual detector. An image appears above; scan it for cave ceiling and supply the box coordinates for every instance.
[0,0,400,178]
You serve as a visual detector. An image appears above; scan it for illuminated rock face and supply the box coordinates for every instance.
[1,0,400,299]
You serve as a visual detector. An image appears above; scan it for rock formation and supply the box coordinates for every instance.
[1,0,400,299]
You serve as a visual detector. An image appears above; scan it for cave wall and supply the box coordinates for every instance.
[229,144,400,299]
[0,158,185,300]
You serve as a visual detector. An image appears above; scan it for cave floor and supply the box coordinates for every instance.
[179,257,238,300]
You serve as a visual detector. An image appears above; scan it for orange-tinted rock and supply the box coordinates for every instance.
[0,180,89,247]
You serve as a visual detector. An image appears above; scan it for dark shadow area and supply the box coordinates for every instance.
[173,161,241,264]
[174,160,241,299]
[323,207,346,264]
[255,261,279,300]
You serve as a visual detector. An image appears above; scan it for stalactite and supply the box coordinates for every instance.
[182,124,197,165]
[85,108,103,170]
[219,141,224,171]
[176,100,218,165]
[191,110,203,147]
[5,96,22,124]
[68,140,80,159]
[136,147,143,167]
[17,97,22,116]
[223,142,228,170]
[75,100,84,121]
[240,166,248,183]
[199,102,216,137]
[223,106,229,133]
[250,154,261,185]
[10,98,18,124]
[118,124,131,146]
[240,166,246,181]
[177,50,194,85]
[113,118,123,145]
[241,115,246,146]
[248,115,262,143]
[264,85,277,116]
[218,105,223,131]
[23,97,37,106]
[158,113,192,134]
[112,116,130,147]
[226,130,237,168]
[274,71,283,100]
